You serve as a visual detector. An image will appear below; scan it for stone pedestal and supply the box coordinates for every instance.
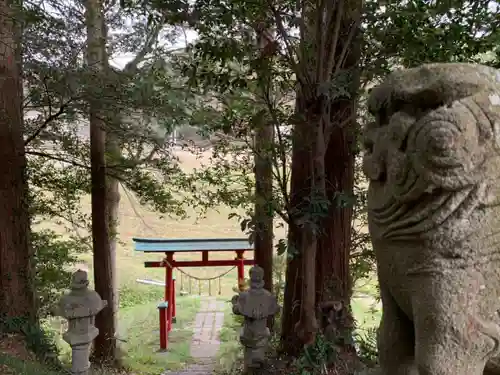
[232,266,280,374]
[56,270,107,375]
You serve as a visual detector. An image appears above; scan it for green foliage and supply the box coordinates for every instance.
[142,0,297,248]
[290,190,332,234]
[295,334,335,375]
[362,1,500,83]
[23,0,194,230]
[370,1,499,67]
[0,317,61,369]
[27,153,91,232]
[272,254,287,304]
[28,153,91,319]
[32,230,88,318]
[354,328,378,368]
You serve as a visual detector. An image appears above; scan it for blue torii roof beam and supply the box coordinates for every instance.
[133,237,253,252]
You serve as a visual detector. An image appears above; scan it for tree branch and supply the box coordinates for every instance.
[315,0,326,83]
[334,7,361,74]
[122,18,165,74]
[265,0,302,82]
[26,150,126,182]
[26,149,90,168]
[260,90,291,212]
[273,121,290,210]
[24,101,74,145]
[325,0,344,77]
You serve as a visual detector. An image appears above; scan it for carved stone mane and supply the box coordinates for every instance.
[363,63,500,241]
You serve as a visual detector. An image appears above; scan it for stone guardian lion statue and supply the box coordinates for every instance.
[363,63,500,375]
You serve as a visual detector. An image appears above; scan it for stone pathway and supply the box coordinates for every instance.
[164,297,226,375]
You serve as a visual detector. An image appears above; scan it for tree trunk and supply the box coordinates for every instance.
[100,16,162,353]
[254,119,274,328]
[281,110,310,356]
[282,102,357,358]
[315,6,361,366]
[293,90,325,346]
[105,135,120,339]
[0,0,36,324]
[281,226,303,356]
[281,2,362,361]
[85,0,118,363]
[315,104,357,368]
[253,25,275,323]
[316,108,356,304]
[254,123,274,291]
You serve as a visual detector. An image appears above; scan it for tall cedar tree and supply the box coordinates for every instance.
[282,1,362,361]
[0,0,36,324]
[254,25,275,298]
[85,0,119,363]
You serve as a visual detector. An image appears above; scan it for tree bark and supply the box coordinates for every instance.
[0,0,36,323]
[315,102,357,367]
[254,119,274,330]
[105,135,120,336]
[254,122,274,292]
[85,0,118,363]
[281,99,357,359]
[315,4,361,359]
[281,111,310,355]
[316,108,356,304]
[294,89,325,345]
[253,25,275,328]
[281,2,362,362]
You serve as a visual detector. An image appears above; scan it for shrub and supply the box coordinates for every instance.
[32,229,88,318]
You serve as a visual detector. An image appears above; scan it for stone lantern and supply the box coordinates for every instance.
[232,266,280,374]
[56,270,107,375]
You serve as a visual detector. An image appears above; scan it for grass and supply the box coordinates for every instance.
[213,274,381,375]
[0,353,61,375]
[214,299,242,374]
[118,295,200,373]
[49,288,201,375]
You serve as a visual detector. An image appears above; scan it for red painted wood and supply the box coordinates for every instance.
[146,250,256,350]
[164,263,169,301]
[173,259,254,267]
[236,250,246,291]
[159,307,167,350]
[145,259,254,268]
[166,253,174,333]
[172,278,176,318]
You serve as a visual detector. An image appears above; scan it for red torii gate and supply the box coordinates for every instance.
[133,237,255,350]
